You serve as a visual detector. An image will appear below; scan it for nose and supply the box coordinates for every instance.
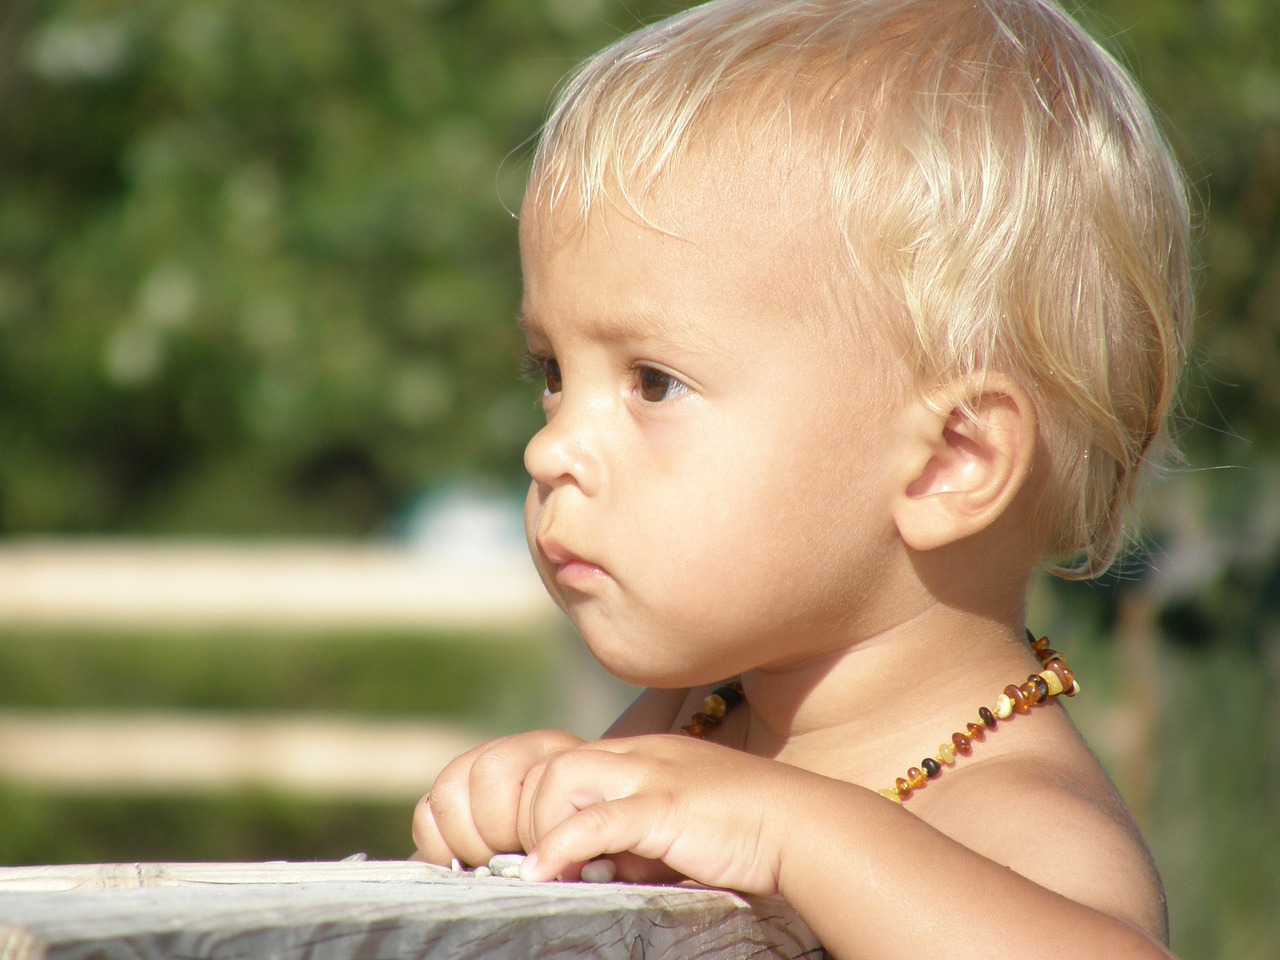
[523,402,602,496]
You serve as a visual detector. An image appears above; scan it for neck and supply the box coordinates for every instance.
[739,606,1038,782]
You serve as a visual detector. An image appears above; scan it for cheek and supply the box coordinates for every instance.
[522,482,541,539]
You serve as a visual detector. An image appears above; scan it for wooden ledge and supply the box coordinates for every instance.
[0,861,824,959]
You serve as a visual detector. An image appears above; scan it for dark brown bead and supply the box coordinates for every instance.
[951,732,972,755]
[1029,674,1050,701]
[922,757,942,778]
[716,682,746,708]
[978,706,997,729]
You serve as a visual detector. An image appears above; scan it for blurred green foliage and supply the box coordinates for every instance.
[0,628,557,726]
[0,788,416,864]
[0,0,681,534]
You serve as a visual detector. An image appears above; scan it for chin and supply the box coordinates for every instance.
[579,629,730,690]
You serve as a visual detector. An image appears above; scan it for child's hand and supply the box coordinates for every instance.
[412,729,584,867]
[515,734,796,894]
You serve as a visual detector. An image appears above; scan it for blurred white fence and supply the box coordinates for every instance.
[0,539,558,630]
[0,538,568,798]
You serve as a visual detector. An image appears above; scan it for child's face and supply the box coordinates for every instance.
[518,161,914,687]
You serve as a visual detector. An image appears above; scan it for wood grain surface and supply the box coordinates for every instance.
[0,861,826,960]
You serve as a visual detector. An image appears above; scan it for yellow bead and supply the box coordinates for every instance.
[703,694,727,719]
[938,743,957,764]
[1039,669,1064,696]
[878,788,902,803]
[995,694,1014,719]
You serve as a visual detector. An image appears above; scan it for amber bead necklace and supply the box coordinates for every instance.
[680,629,1079,803]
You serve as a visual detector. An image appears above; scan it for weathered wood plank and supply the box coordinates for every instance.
[0,862,825,960]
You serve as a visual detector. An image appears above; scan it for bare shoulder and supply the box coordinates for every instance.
[913,738,1168,942]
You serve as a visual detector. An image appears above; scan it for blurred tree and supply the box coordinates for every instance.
[0,0,679,534]
[1066,0,1280,654]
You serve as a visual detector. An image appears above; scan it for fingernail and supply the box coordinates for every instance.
[518,852,539,881]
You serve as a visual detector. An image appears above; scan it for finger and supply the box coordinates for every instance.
[518,746,630,852]
[410,793,454,866]
[470,731,581,854]
[522,795,670,882]
[519,749,653,871]
[427,767,501,868]
[516,754,551,852]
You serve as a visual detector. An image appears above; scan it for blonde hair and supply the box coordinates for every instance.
[527,0,1193,578]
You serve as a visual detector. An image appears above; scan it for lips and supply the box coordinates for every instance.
[535,534,608,590]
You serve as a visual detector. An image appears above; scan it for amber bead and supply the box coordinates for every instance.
[1004,683,1030,714]
[922,757,942,778]
[951,732,972,755]
[1043,658,1074,691]
[1028,673,1050,701]
[681,723,705,737]
[1036,648,1060,664]
[895,777,913,798]
[978,706,997,729]
[716,682,746,709]
[1018,680,1041,705]
[966,721,985,741]
[691,712,721,728]
[908,767,927,789]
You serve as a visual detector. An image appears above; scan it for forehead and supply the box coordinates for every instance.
[518,149,836,332]
[516,155,905,409]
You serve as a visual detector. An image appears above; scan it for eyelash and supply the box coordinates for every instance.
[520,353,689,404]
[520,353,561,395]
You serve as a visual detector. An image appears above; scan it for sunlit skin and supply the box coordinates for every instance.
[413,153,1175,960]
[519,163,913,692]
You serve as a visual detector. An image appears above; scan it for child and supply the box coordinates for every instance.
[412,0,1192,956]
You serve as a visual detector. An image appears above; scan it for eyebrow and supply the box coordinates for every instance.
[517,306,711,352]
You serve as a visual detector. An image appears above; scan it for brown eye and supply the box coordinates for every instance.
[543,359,562,394]
[637,366,686,403]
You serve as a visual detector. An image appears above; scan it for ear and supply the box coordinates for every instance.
[892,375,1038,552]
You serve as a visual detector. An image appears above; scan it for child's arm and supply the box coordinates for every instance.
[515,735,1176,960]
